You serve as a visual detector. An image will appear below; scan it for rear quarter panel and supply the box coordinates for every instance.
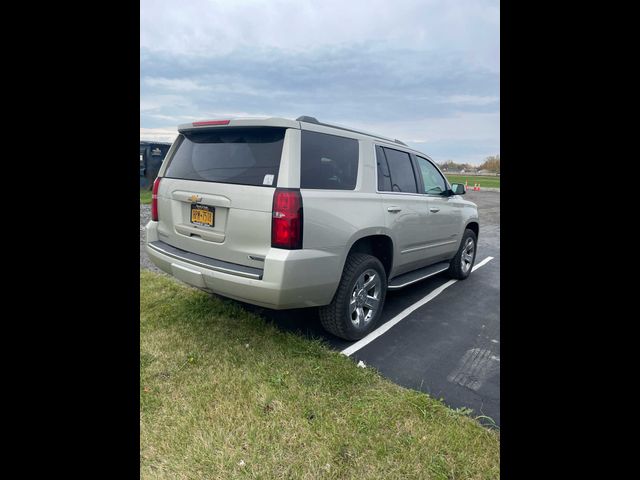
[300,138,391,291]
[301,190,388,251]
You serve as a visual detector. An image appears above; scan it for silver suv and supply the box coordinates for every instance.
[146,116,479,340]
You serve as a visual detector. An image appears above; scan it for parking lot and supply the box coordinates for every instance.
[140,190,500,426]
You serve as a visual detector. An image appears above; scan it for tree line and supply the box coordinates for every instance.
[438,155,500,174]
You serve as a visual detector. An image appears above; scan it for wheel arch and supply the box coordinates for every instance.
[344,232,394,280]
[465,221,479,239]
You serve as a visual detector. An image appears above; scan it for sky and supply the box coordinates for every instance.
[140,0,499,165]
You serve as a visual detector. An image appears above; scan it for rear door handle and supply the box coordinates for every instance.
[387,206,402,213]
[429,207,440,213]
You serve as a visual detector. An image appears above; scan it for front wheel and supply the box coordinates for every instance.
[319,253,387,341]
[448,229,477,280]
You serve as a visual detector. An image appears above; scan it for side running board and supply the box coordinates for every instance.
[388,261,450,290]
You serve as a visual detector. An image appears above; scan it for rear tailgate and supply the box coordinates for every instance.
[155,125,295,270]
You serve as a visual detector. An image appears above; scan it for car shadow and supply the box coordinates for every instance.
[225,273,451,353]
[239,302,353,350]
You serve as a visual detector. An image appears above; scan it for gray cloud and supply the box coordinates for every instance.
[140,0,499,164]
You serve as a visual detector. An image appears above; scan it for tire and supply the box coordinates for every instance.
[448,229,477,280]
[319,253,387,341]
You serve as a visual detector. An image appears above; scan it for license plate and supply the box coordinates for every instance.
[190,204,214,227]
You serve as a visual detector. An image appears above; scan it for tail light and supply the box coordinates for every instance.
[151,177,161,221]
[271,188,303,249]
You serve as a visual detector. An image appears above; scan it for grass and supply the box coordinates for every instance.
[444,175,500,189]
[140,270,500,479]
[140,188,152,204]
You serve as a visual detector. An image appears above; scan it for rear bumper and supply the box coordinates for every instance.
[145,223,342,309]
[148,241,264,280]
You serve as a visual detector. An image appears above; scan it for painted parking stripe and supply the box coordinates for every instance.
[341,256,494,357]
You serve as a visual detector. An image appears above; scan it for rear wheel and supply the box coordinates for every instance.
[448,229,477,280]
[319,253,387,341]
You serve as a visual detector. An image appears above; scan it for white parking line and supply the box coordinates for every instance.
[341,256,494,357]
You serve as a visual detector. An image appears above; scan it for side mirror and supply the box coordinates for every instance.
[450,183,466,195]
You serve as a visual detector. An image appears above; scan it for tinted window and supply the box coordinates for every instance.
[150,145,169,157]
[164,127,285,186]
[300,131,358,190]
[376,146,392,191]
[416,156,447,194]
[380,147,418,193]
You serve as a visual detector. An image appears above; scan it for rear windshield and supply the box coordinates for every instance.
[164,127,286,187]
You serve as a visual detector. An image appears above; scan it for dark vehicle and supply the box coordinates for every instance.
[140,141,172,189]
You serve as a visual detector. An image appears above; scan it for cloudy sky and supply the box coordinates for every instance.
[141,0,499,165]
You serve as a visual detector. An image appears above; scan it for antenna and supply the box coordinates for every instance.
[295,115,319,123]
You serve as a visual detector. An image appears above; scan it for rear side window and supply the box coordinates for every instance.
[377,146,418,193]
[164,127,285,187]
[300,131,358,190]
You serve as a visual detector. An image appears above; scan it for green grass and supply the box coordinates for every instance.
[445,175,500,189]
[140,188,152,204]
[140,270,500,479]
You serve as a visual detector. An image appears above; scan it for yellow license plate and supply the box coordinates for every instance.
[191,204,214,226]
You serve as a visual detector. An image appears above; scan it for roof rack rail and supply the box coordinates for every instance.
[296,115,407,147]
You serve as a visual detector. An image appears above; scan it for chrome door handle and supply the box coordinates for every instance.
[387,206,402,213]
[429,207,440,213]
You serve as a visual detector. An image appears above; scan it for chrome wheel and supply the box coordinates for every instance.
[349,269,381,328]
[461,237,475,274]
